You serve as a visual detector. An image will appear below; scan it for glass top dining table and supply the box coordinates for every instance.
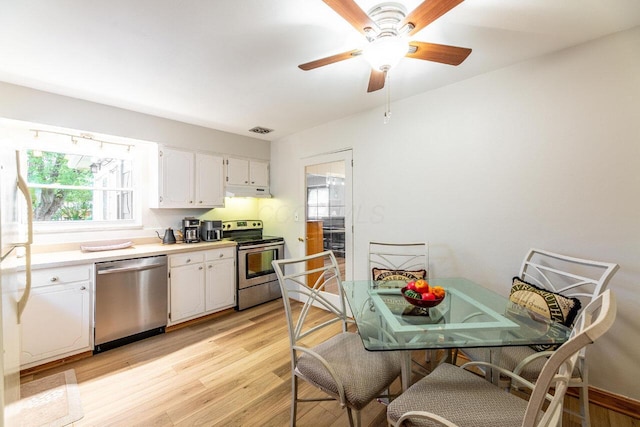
[342,278,572,389]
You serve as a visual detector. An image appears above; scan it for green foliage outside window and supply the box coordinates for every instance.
[27,150,94,221]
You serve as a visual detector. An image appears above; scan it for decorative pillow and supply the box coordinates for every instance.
[372,268,427,282]
[509,276,582,351]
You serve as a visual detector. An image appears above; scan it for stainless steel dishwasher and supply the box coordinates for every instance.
[94,255,168,353]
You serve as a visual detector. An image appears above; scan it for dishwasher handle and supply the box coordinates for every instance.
[97,261,166,275]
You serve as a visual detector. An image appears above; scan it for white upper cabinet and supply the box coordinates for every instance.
[157,147,194,208]
[249,160,269,187]
[225,157,270,197]
[226,157,269,187]
[151,146,224,208]
[196,152,225,207]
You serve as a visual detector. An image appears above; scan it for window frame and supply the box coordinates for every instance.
[20,138,142,233]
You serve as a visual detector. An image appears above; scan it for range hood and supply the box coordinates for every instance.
[225,185,271,198]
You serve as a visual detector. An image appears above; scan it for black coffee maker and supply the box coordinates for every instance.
[200,220,222,241]
[182,217,200,243]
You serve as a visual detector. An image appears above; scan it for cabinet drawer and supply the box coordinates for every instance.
[170,252,205,268]
[205,247,236,261]
[30,264,93,288]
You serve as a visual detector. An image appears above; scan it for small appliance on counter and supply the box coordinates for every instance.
[200,220,222,241]
[156,227,177,244]
[182,217,200,243]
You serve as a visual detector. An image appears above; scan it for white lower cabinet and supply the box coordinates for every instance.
[169,252,206,324]
[169,247,235,326]
[20,264,93,369]
[205,248,236,312]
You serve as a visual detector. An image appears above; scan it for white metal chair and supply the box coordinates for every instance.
[273,250,402,427]
[456,248,619,427]
[368,242,429,283]
[387,289,617,427]
[368,242,442,371]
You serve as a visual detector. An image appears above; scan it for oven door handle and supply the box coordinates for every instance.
[237,242,284,251]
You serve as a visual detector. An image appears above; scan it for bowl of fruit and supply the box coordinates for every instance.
[401,279,446,308]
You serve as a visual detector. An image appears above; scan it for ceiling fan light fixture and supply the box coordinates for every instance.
[363,36,408,71]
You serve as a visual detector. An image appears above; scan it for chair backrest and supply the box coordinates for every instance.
[368,242,428,281]
[519,248,619,306]
[272,251,350,357]
[522,289,616,427]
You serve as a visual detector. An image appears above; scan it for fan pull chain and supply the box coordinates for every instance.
[384,71,392,124]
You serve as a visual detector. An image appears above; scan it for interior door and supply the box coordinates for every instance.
[303,150,353,293]
[305,220,324,286]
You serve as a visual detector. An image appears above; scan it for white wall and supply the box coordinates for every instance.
[269,27,640,400]
[0,82,270,158]
[0,83,267,245]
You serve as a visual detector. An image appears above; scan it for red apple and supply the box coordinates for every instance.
[406,281,417,291]
[422,292,436,301]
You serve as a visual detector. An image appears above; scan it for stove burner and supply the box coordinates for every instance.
[222,220,283,246]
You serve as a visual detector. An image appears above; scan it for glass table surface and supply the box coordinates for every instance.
[342,278,572,352]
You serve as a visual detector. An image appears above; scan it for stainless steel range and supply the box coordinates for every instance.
[222,220,284,310]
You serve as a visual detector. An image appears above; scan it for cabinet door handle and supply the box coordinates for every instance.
[199,266,203,270]
[186,259,191,263]
[50,276,59,282]
[208,265,213,269]
[219,253,224,258]
[80,286,86,291]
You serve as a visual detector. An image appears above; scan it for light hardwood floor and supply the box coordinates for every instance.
[21,300,639,426]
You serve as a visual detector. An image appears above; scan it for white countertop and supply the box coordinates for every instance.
[25,240,237,269]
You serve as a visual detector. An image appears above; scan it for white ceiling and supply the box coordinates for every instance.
[1,1,639,141]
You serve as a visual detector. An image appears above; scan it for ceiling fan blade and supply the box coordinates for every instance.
[400,0,464,36]
[323,0,379,35]
[298,49,361,71]
[367,70,386,93]
[407,41,471,66]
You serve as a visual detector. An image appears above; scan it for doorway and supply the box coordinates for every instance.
[304,150,353,294]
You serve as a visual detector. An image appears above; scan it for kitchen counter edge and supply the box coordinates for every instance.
[27,241,238,269]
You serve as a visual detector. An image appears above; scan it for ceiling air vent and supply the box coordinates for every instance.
[249,126,274,135]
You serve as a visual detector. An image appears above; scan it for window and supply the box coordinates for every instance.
[27,149,134,223]
[19,129,138,229]
[307,186,329,219]
[306,176,345,220]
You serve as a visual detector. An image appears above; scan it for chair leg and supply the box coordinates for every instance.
[346,407,362,427]
[451,348,459,365]
[578,383,591,427]
[291,375,298,427]
[346,407,355,427]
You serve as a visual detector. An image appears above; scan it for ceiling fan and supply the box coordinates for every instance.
[299,0,472,93]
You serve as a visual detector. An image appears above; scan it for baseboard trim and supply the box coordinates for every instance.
[20,350,93,378]
[567,386,640,420]
[165,308,235,332]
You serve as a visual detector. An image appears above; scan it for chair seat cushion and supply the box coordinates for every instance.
[295,332,402,410]
[387,363,534,427]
